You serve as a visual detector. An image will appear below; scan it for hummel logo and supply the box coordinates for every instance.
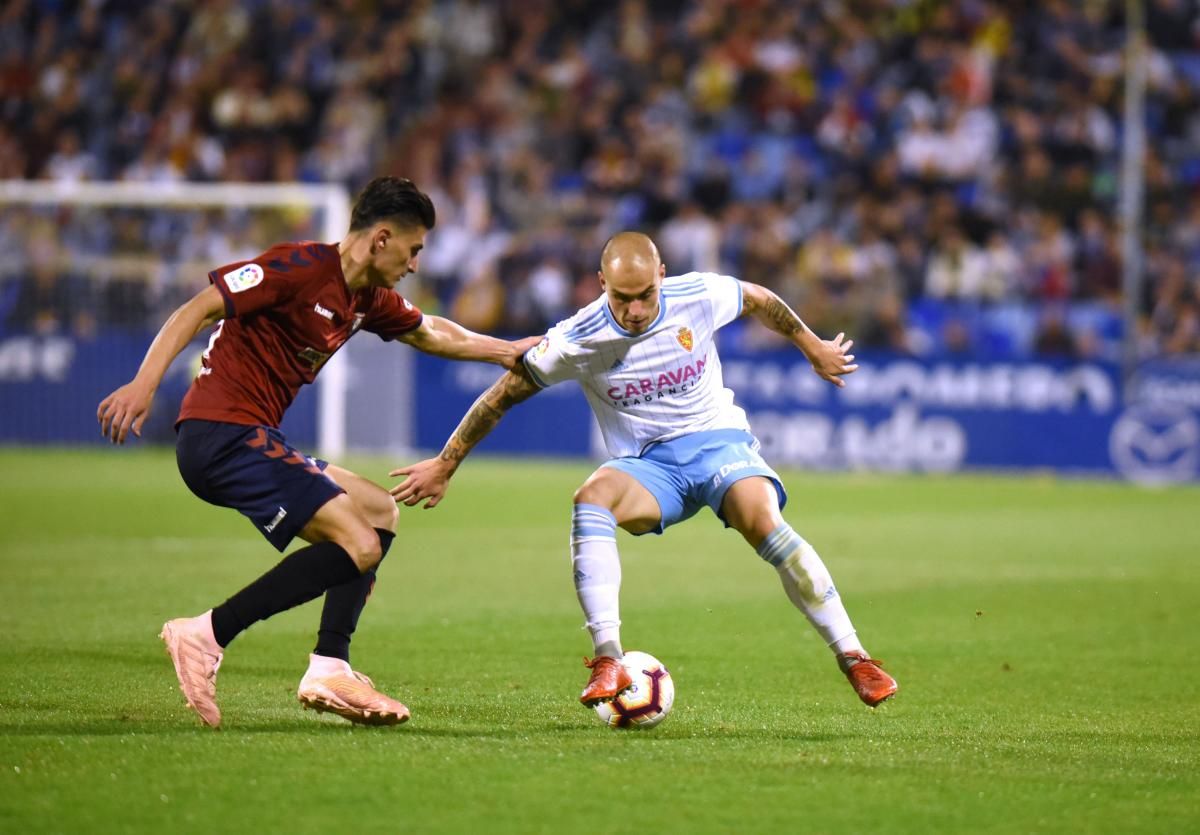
[314,302,334,320]
[264,506,288,533]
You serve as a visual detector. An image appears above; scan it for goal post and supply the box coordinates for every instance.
[0,179,367,457]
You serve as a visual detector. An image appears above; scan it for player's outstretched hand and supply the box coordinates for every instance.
[389,457,455,509]
[807,332,858,388]
[503,335,544,370]
[97,380,155,445]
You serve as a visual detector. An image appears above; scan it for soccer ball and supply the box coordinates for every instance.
[593,651,675,729]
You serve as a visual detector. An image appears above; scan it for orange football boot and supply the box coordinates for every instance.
[298,657,410,726]
[579,655,633,707]
[840,651,898,707]
[160,612,223,728]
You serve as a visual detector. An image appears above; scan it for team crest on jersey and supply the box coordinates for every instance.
[532,337,550,358]
[298,346,332,371]
[676,326,694,352]
[223,263,264,294]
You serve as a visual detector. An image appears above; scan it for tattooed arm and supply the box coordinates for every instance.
[739,281,859,387]
[388,363,542,508]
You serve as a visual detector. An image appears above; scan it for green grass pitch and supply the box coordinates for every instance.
[1,448,1197,834]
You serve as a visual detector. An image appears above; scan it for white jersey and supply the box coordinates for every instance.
[523,272,751,458]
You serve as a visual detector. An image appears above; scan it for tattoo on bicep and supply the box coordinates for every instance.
[764,297,802,334]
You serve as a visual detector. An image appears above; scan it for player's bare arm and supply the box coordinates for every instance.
[389,363,541,508]
[398,316,541,370]
[97,284,226,444]
[739,281,858,388]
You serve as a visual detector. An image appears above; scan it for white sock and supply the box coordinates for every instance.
[571,503,622,656]
[306,652,352,677]
[756,523,865,656]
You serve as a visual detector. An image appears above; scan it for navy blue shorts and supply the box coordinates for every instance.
[176,420,345,552]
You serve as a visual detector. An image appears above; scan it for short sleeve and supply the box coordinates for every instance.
[360,289,424,340]
[523,323,576,388]
[703,273,743,329]
[208,257,307,318]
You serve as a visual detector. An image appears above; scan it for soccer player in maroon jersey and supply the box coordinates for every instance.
[97,177,533,728]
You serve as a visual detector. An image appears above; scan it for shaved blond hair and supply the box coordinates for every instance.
[600,232,661,275]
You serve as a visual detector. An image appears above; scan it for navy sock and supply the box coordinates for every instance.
[211,541,361,648]
[313,528,394,662]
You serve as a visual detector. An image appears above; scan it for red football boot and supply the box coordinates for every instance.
[579,656,633,707]
[840,651,898,707]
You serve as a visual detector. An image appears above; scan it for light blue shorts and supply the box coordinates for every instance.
[602,429,787,535]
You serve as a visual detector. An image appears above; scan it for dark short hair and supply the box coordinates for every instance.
[349,176,436,231]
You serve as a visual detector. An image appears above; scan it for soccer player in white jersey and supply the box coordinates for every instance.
[391,232,898,709]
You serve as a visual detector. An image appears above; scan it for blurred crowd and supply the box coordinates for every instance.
[2,0,1200,360]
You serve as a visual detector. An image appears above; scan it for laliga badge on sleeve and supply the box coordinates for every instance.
[224,264,264,293]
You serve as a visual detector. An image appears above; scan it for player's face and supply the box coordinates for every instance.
[600,261,665,335]
[370,224,427,288]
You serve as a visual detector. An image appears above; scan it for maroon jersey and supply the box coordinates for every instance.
[177,241,422,428]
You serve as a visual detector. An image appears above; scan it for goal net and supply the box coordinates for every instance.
[0,180,407,457]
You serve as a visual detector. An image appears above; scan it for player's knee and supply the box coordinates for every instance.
[721,480,783,547]
[728,505,782,548]
[341,529,383,572]
[748,516,782,548]
[573,477,618,510]
[376,496,400,533]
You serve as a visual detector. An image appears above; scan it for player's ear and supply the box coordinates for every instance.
[597,271,607,292]
[373,225,391,252]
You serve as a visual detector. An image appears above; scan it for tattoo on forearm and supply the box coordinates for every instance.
[458,402,503,444]
[440,402,499,464]
[763,297,802,335]
[439,369,538,465]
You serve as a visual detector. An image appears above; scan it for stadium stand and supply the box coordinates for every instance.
[1,0,1198,359]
